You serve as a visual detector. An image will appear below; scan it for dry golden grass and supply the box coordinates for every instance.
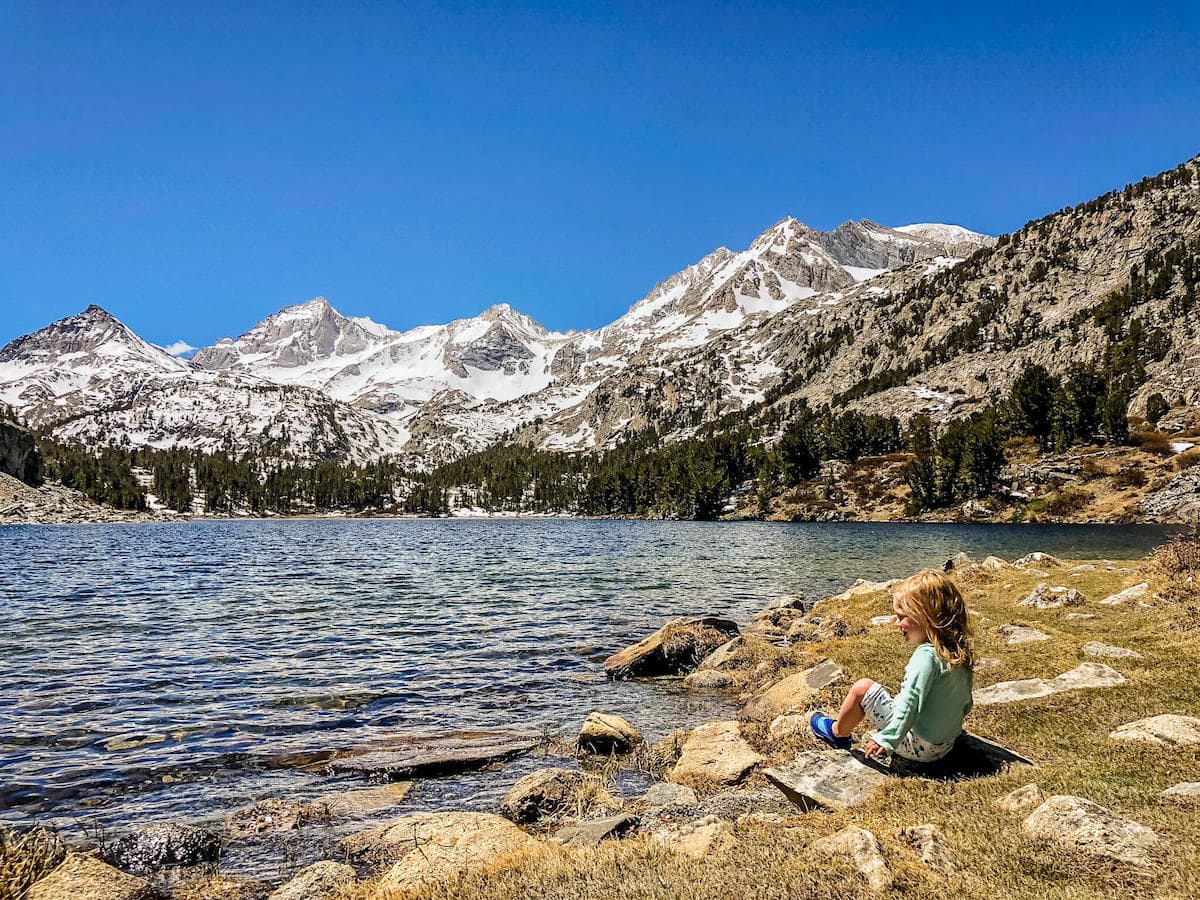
[357,557,1200,900]
[0,823,65,900]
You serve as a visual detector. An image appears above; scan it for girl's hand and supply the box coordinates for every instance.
[863,739,887,759]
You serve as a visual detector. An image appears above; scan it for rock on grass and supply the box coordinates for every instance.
[812,826,892,894]
[577,712,642,754]
[1021,795,1158,867]
[1108,714,1200,747]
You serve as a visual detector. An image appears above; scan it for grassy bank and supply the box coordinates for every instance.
[367,545,1200,899]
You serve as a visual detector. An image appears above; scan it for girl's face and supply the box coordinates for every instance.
[893,597,929,647]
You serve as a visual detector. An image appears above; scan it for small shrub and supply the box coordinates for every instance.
[1175,449,1200,471]
[1152,533,1200,579]
[1081,458,1112,481]
[1028,487,1092,517]
[1113,466,1149,488]
[1134,430,1174,456]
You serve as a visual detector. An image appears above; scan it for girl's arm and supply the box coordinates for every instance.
[870,645,937,753]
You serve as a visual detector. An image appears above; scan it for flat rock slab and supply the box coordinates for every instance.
[742,658,844,719]
[323,782,413,817]
[644,782,699,808]
[996,783,1044,813]
[341,811,527,870]
[554,814,638,847]
[651,818,736,859]
[974,662,1124,707]
[1081,641,1143,660]
[1109,714,1200,747]
[670,721,763,785]
[1160,782,1200,804]
[1022,795,1158,867]
[763,750,889,810]
[899,824,955,875]
[1100,582,1150,605]
[999,625,1050,645]
[27,853,153,900]
[327,729,539,779]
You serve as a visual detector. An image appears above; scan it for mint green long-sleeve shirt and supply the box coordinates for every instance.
[871,643,973,751]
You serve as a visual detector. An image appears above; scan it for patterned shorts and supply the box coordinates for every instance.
[860,682,956,762]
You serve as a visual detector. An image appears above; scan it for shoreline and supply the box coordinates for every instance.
[7,542,1200,898]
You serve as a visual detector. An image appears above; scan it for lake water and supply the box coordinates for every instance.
[0,519,1176,876]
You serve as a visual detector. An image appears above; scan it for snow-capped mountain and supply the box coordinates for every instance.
[1,218,992,463]
[0,305,410,462]
[192,297,576,419]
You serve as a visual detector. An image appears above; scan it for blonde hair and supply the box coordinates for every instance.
[893,569,976,670]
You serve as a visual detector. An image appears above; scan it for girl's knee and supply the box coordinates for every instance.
[851,678,876,698]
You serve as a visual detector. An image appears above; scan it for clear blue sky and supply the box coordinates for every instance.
[2,1,1198,351]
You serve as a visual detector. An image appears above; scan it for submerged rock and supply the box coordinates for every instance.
[577,712,642,754]
[27,853,153,900]
[604,616,739,679]
[327,728,539,779]
[1022,795,1158,867]
[669,721,763,785]
[499,768,592,824]
[104,822,220,874]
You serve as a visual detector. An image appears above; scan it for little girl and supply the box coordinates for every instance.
[810,569,975,762]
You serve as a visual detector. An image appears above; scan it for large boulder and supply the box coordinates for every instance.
[26,853,153,900]
[499,768,592,824]
[327,728,539,779]
[741,658,845,719]
[366,813,532,893]
[669,721,763,785]
[604,616,739,679]
[104,822,220,874]
[1108,714,1200,747]
[0,419,43,486]
[267,861,355,900]
[1022,795,1158,867]
[577,712,642,755]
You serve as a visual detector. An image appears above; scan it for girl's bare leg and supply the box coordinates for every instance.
[832,678,876,737]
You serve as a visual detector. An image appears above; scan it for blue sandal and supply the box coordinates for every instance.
[810,713,852,749]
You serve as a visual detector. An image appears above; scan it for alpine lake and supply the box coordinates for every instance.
[0,519,1179,878]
